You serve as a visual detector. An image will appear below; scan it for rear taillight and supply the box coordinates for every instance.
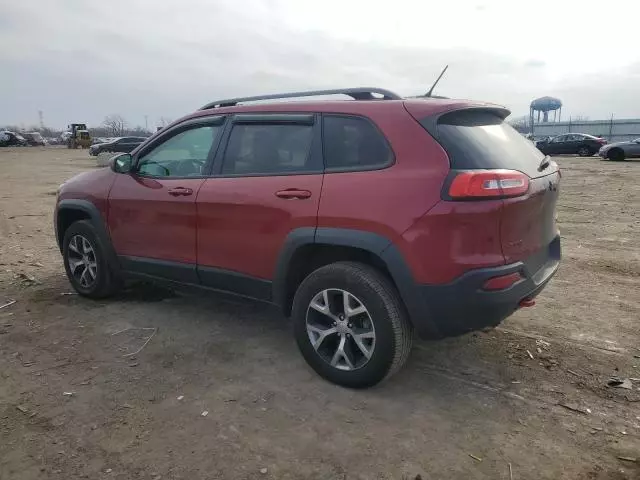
[448,169,529,200]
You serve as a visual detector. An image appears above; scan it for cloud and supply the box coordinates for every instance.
[525,59,546,68]
[1,0,639,129]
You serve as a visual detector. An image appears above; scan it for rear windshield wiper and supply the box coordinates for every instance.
[538,155,550,172]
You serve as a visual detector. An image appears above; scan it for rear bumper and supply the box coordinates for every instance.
[408,235,561,338]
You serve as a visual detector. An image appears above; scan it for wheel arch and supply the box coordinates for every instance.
[273,227,440,337]
[607,147,625,161]
[56,200,120,271]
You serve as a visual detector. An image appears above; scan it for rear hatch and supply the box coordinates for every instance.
[413,107,560,272]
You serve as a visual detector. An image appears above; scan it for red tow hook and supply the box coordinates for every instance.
[519,298,536,308]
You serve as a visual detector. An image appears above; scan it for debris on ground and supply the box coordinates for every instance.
[0,299,16,309]
[526,350,534,359]
[558,403,590,415]
[567,369,580,377]
[607,377,633,389]
[13,272,39,286]
[16,405,29,413]
[259,468,268,474]
[63,392,74,397]
[111,327,158,357]
[617,456,637,463]
[468,454,482,462]
[201,411,208,417]
[536,339,550,349]
[177,395,184,401]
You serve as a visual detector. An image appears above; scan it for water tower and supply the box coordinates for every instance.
[530,96,562,124]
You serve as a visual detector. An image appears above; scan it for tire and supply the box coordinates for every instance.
[292,262,413,388]
[62,220,121,298]
[607,149,625,162]
[577,146,592,157]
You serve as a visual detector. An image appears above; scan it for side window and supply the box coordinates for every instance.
[222,124,314,175]
[137,125,221,177]
[552,135,565,143]
[323,115,393,170]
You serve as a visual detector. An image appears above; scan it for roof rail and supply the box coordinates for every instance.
[199,87,402,110]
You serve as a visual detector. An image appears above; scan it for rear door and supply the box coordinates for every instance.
[419,109,560,270]
[118,137,141,153]
[564,134,583,154]
[196,114,322,298]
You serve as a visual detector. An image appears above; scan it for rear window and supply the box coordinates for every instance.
[424,110,545,178]
[323,115,393,171]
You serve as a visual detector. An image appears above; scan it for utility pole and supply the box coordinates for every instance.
[609,113,614,142]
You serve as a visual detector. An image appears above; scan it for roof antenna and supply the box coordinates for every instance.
[425,65,449,97]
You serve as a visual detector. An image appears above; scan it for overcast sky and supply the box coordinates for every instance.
[2,0,639,129]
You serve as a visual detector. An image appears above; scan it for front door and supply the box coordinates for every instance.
[108,120,224,283]
[196,114,322,299]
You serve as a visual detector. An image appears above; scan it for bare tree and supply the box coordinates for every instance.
[102,114,128,136]
[158,116,173,128]
[508,115,530,134]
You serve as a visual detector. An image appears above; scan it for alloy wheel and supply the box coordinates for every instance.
[67,234,98,288]
[305,288,376,371]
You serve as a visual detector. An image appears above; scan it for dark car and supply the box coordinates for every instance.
[536,133,607,156]
[598,138,640,161]
[55,87,560,388]
[89,136,147,156]
[23,132,47,146]
[0,131,28,147]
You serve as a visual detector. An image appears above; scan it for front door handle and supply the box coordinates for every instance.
[168,187,194,196]
[275,189,312,199]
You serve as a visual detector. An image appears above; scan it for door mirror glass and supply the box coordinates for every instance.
[110,153,133,173]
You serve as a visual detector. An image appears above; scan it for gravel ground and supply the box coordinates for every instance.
[1,147,639,480]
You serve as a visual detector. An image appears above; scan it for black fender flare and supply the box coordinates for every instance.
[55,199,120,272]
[272,227,440,338]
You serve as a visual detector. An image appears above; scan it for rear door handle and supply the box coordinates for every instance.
[275,189,312,199]
[168,187,194,196]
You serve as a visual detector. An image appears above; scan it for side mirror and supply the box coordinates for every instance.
[110,153,133,173]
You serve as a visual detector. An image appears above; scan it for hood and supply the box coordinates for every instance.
[58,166,117,202]
[603,140,633,148]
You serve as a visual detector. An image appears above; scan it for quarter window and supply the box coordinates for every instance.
[137,125,221,177]
[323,115,392,170]
[222,124,314,175]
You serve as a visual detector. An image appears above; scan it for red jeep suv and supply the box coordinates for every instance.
[55,88,560,388]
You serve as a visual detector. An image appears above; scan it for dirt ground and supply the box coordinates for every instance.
[1,147,639,480]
